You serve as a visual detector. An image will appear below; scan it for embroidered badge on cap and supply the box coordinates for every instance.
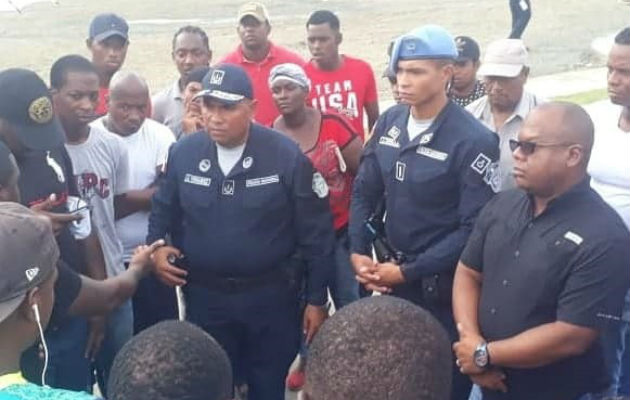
[242,156,253,169]
[471,153,491,175]
[28,96,53,124]
[395,161,406,181]
[222,180,235,196]
[198,159,211,173]
[312,172,329,198]
[210,70,225,85]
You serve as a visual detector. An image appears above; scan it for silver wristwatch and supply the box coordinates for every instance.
[473,341,490,370]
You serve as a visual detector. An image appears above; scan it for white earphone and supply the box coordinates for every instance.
[32,304,40,322]
[32,303,49,387]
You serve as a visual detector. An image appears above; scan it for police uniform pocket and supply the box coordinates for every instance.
[180,182,213,208]
[242,183,285,209]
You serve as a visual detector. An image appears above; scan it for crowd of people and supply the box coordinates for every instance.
[0,2,628,400]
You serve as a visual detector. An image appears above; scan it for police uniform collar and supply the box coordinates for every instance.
[219,123,262,179]
[401,101,454,151]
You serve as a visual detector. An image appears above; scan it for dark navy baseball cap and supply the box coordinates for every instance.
[454,36,481,62]
[389,25,457,73]
[194,64,253,105]
[89,13,129,43]
[0,68,65,151]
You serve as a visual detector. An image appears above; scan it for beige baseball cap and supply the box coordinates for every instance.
[237,2,269,24]
[478,39,528,78]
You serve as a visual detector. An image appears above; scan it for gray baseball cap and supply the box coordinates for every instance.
[478,39,528,78]
[0,202,58,323]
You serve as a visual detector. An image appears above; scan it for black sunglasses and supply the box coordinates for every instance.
[508,139,574,155]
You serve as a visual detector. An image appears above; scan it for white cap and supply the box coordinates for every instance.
[478,39,528,78]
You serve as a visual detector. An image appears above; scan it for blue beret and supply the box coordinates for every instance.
[389,25,458,73]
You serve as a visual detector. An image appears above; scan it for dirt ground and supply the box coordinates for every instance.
[0,0,627,99]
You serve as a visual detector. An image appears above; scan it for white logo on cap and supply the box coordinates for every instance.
[242,156,253,169]
[198,159,211,173]
[210,70,225,85]
[25,267,40,282]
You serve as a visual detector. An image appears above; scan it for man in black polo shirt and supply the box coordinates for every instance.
[452,102,630,400]
[0,68,108,392]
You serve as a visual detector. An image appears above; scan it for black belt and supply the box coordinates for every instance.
[193,259,303,293]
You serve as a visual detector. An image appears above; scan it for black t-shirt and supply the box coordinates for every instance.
[17,146,86,274]
[461,178,630,400]
[48,261,82,328]
[17,146,86,329]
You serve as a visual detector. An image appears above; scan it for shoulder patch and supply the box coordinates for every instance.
[470,153,492,175]
[312,172,329,198]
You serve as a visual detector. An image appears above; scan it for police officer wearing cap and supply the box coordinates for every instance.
[147,64,334,400]
[349,25,499,399]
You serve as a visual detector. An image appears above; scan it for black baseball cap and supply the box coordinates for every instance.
[0,69,65,151]
[89,13,129,43]
[454,36,481,62]
[0,202,58,323]
[194,64,253,105]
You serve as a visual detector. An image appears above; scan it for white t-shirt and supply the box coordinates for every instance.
[94,118,175,261]
[407,114,434,142]
[587,100,630,231]
[65,124,131,277]
[217,142,246,175]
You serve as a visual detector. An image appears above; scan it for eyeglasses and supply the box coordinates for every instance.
[508,139,575,155]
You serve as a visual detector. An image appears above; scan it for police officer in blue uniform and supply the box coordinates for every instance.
[147,64,334,400]
[349,25,500,399]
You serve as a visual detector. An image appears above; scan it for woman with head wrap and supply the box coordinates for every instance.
[269,62,364,390]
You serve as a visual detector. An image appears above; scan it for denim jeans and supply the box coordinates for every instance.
[329,230,360,309]
[94,300,134,397]
[583,290,630,399]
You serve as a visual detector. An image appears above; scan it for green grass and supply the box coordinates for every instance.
[553,88,607,105]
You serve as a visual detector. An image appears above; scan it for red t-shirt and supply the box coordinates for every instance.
[305,55,378,140]
[95,86,109,117]
[306,112,358,230]
[220,42,305,127]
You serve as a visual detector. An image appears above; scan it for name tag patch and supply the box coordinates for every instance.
[564,231,583,246]
[417,146,448,161]
[184,174,211,187]
[246,174,279,188]
[379,136,400,148]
